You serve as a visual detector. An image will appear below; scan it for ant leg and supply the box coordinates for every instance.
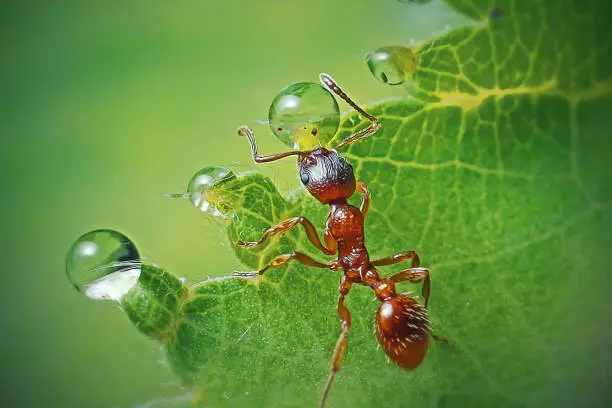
[320,279,352,408]
[388,269,449,344]
[432,334,450,344]
[233,251,329,277]
[319,74,381,151]
[324,228,339,258]
[371,250,421,268]
[237,216,336,255]
[388,267,430,308]
[356,180,370,218]
[237,126,305,163]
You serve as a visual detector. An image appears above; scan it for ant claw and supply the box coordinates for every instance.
[233,270,260,278]
[432,334,450,344]
[236,240,257,248]
[236,240,262,249]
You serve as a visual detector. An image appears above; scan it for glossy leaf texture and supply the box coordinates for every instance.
[122,0,612,406]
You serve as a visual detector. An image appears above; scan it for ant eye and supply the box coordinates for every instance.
[268,82,340,148]
[366,46,417,86]
[300,172,310,185]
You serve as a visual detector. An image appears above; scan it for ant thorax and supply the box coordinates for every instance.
[234,74,444,407]
[298,148,356,204]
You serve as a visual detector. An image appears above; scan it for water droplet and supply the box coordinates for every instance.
[268,82,340,149]
[186,166,236,216]
[66,229,141,300]
[366,46,418,86]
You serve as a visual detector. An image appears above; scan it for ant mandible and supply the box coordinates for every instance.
[234,73,446,407]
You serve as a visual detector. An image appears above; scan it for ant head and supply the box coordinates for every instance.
[298,148,356,204]
[376,294,430,370]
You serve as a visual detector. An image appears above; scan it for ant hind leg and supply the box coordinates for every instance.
[389,268,449,344]
[371,249,421,268]
[432,334,450,344]
[388,267,430,308]
[320,280,352,408]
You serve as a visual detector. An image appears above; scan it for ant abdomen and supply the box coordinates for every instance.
[375,294,430,370]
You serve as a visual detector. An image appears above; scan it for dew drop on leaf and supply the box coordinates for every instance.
[366,46,418,86]
[66,229,141,300]
[186,166,236,216]
[268,82,340,149]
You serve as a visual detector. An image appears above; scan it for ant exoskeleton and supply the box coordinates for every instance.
[234,73,446,407]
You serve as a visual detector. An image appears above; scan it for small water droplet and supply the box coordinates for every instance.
[186,166,236,215]
[268,82,340,148]
[66,229,141,300]
[366,46,418,86]
[166,166,237,216]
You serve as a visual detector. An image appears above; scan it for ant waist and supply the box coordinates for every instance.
[341,263,384,289]
[338,244,370,268]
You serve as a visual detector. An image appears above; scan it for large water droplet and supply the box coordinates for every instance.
[66,229,141,300]
[268,82,340,149]
[366,46,418,86]
[186,166,236,216]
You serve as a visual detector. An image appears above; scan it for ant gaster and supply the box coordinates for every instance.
[235,73,446,407]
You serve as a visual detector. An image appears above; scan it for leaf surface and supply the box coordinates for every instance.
[124,1,612,406]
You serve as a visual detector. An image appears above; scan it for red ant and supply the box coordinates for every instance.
[235,73,446,407]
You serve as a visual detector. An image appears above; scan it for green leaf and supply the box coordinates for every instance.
[122,265,187,340]
[120,0,612,406]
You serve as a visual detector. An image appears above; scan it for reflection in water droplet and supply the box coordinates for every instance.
[186,166,236,216]
[366,46,418,86]
[268,82,340,148]
[66,229,141,300]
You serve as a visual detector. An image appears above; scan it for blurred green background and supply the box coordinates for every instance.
[0,1,468,406]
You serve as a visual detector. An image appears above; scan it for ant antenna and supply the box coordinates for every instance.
[237,126,305,163]
[319,73,381,151]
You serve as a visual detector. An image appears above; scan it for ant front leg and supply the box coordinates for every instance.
[356,180,370,218]
[234,251,329,277]
[237,216,336,255]
[320,278,352,408]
